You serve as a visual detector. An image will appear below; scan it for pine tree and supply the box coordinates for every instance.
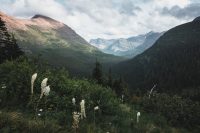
[0,17,23,64]
[92,59,103,84]
[107,67,113,87]
[113,76,127,96]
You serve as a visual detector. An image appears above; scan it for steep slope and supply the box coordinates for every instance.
[0,12,123,75]
[90,32,163,57]
[114,18,200,93]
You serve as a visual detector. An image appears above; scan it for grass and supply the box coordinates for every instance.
[0,103,191,133]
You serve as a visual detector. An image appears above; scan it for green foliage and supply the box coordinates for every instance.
[107,67,113,88]
[0,57,119,131]
[0,111,62,133]
[92,59,103,84]
[141,93,200,130]
[0,18,23,64]
[0,57,35,108]
[113,76,128,98]
[0,57,184,133]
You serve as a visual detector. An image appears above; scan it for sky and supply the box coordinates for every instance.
[0,0,200,41]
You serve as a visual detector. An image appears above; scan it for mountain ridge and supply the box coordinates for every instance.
[90,31,163,57]
[32,14,57,21]
[0,12,123,75]
[114,17,200,94]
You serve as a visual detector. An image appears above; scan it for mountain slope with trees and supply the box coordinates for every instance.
[0,12,124,76]
[114,17,200,95]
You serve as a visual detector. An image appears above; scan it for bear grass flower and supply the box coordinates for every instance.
[43,85,50,96]
[137,112,141,123]
[94,106,99,111]
[72,111,80,129]
[31,73,37,94]
[72,97,76,105]
[40,78,48,99]
[149,84,157,99]
[1,84,6,89]
[80,100,86,119]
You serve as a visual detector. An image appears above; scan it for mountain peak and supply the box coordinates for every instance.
[32,14,57,22]
[193,16,200,22]
[148,31,155,34]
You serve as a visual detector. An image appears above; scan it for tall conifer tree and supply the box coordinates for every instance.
[92,59,103,84]
[0,17,23,63]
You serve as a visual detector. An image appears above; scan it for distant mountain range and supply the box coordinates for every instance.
[90,31,164,57]
[0,12,124,75]
[114,17,200,94]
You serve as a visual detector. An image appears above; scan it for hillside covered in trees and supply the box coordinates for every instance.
[114,18,200,98]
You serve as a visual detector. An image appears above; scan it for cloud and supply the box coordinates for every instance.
[0,0,198,40]
[1,0,67,18]
[161,3,200,20]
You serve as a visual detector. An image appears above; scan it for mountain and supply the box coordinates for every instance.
[90,31,163,57]
[114,17,200,94]
[0,12,124,75]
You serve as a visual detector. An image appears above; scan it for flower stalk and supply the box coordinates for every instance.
[80,100,86,119]
[72,112,80,133]
[31,73,37,95]
[137,112,140,123]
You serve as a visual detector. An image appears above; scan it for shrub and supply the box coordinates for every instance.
[141,93,200,129]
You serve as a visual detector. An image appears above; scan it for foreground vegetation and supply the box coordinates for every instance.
[0,57,197,133]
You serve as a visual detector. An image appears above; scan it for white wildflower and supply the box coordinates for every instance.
[40,78,48,99]
[121,94,124,103]
[38,113,41,116]
[41,78,48,89]
[149,84,157,99]
[72,112,80,129]
[43,85,50,96]
[137,112,141,123]
[72,97,76,105]
[39,109,43,112]
[94,106,99,111]
[1,84,6,89]
[31,73,37,94]
[80,100,86,119]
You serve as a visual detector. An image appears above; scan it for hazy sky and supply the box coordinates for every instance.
[0,0,200,41]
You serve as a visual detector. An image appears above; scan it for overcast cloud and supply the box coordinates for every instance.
[161,3,200,19]
[0,0,199,41]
